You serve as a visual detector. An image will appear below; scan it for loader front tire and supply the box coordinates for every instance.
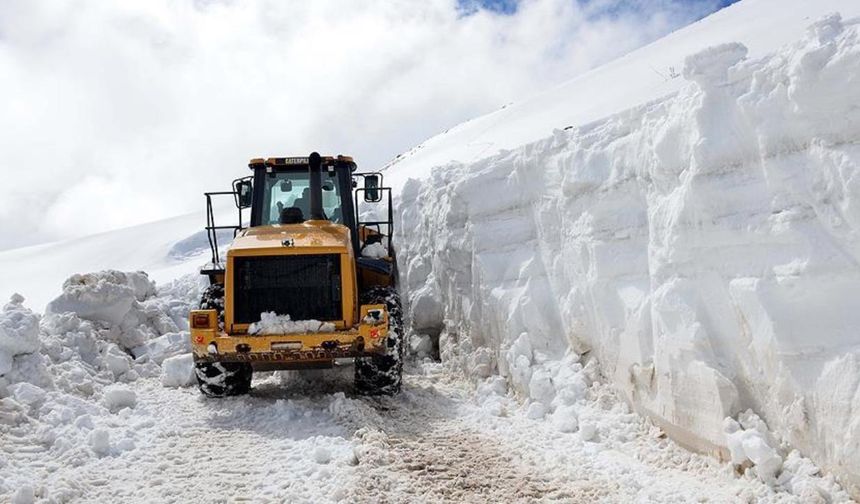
[195,361,252,398]
[199,283,225,331]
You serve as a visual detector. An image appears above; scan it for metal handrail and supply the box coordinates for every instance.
[354,187,394,258]
[204,191,244,267]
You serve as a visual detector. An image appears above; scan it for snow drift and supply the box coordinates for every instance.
[393,12,860,496]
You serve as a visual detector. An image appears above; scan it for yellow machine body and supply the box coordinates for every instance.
[189,220,392,369]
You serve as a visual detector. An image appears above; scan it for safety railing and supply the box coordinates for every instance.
[354,186,394,258]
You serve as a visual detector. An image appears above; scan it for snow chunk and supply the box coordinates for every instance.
[46,270,154,325]
[103,384,136,412]
[683,42,748,85]
[528,368,555,405]
[131,331,190,364]
[475,375,509,417]
[526,402,547,420]
[0,294,40,375]
[552,404,579,433]
[482,397,506,417]
[579,421,597,441]
[313,446,332,464]
[161,353,196,388]
[552,406,579,432]
[408,333,434,359]
[89,428,111,456]
[724,411,783,484]
[807,12,843,42]
[43,270,173,351]
[361,242,388,259]
[352,428,394,467]
[469,347,493,378]
[248,312,335,335]
[551,357,588,407]
[102,344,131,377]
[504,333,533,396]
[8,382,46,407]
[116,437,136,452]
[409,284,443,332]
[11,486,35,504]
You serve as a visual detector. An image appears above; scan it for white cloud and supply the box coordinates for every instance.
[0,0,718,249]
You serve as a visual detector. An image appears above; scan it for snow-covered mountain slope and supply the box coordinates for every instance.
[0,205,236,312]
[387,0,860,497]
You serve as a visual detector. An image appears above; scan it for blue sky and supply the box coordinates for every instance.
[463,0,740,16]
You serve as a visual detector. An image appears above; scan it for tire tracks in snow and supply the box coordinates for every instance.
[344,371,615,503]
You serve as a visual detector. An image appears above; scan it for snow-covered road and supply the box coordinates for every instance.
[344,365,757,503]
[5,357,834,503]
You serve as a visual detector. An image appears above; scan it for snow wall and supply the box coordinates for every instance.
[395,15,860,495]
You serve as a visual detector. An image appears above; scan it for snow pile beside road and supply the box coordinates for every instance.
[47,271,176,350]
[395,14,860,496]
[465,356,853,502]
[723,410,850,501]
[0,271,202,500]
[0,270,201,393]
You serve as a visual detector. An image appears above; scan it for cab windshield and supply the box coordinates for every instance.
[259,170,344,225]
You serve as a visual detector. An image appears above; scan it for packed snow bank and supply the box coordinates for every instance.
[46,270,181,350]
[395,14,860,497]
[47,270,155,325]
[0,270,203,499]
[0,271,201,394]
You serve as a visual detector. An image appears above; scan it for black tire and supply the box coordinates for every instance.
[195,361,252,397]
[196,284,249,397]
[355,286,404,395]
[199,283,225,331]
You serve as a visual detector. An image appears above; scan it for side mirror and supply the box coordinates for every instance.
[279,180,292,192]
[235,180,253,209]
[364,175,381,203]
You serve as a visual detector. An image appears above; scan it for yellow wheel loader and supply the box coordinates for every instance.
[189,152,401,397]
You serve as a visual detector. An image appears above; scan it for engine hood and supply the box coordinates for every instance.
[227,221,352,256]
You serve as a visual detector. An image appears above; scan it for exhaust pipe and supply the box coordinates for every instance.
[308,152,325,220]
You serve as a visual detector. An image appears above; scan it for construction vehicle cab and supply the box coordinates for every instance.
[190,153,401,397]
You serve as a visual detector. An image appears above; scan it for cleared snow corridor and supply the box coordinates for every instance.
[2,0,860,502]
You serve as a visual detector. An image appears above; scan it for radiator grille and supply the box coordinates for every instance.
[233,254,342,325]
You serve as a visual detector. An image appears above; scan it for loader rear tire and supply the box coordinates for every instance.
[195,361,252,398]
[355,286,403,396]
